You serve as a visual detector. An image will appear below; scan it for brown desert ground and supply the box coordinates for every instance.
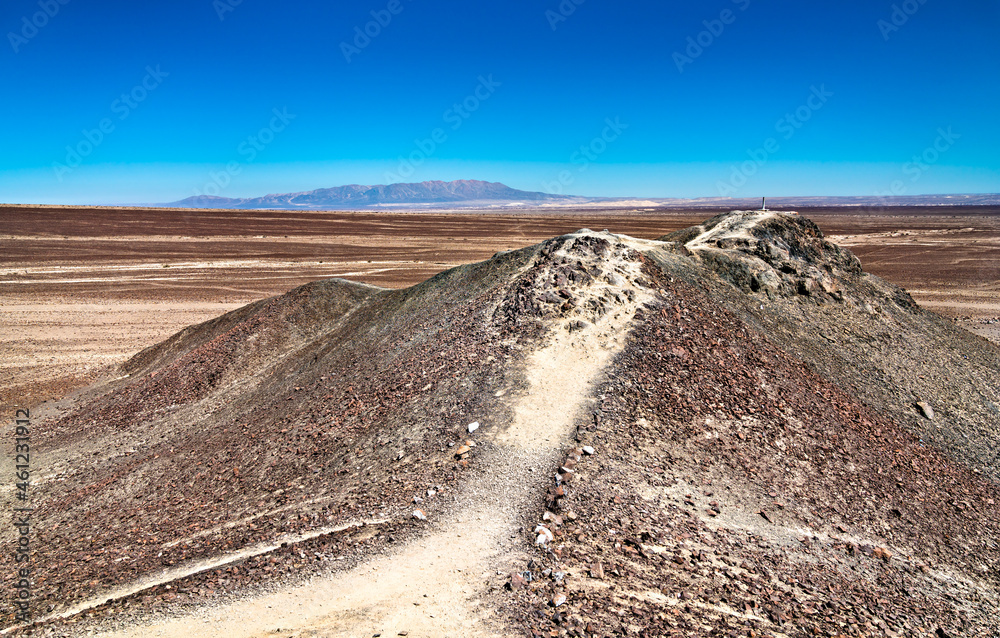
[3,205,998,410]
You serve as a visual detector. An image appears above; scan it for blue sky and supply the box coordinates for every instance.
[1,0,998,204]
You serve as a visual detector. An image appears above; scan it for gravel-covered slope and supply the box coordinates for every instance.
[504,250,999,637]
[659,210,1000,483]
[18,242,549,627]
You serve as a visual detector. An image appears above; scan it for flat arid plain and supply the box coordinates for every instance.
[3,205,998,409]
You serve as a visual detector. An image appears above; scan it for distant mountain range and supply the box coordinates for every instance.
[160,180,1000,210]
[165,180,578,210]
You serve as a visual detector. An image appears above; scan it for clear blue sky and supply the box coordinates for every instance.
[1,0,998,204]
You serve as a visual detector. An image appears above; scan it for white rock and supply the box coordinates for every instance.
[412,509,427,521]
[582,446,595,455]
[467,421,480,433]
[534,525,554,545]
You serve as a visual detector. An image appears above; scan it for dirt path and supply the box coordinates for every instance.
[73,233,653,638]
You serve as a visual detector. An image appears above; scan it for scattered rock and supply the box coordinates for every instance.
[542,511,563,526]
[872,547,893,562]
[582,446,595,455]
[508,572,528,590]
[535,525,554,545]
[467,421,480,433]
[412,509,426,521]
[916,401,935,420]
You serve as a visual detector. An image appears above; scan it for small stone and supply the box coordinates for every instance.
[873,547,893,562]
[535,525,554,545]
[582,446,595,455]
[552,594,567,607]
[508,572,528,589]
[467,421,480,433]
[412,509,427,521]
[589,563,604,579]
[454,445,471,458]
[916,401,934,420]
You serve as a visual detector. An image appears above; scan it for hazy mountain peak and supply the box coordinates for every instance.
[166,179,573,210]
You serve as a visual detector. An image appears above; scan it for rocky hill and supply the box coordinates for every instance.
[9,211,999,637]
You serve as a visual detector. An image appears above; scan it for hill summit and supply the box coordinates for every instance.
[19,211,1000,637]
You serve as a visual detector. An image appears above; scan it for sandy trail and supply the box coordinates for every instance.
[84,235,653,638]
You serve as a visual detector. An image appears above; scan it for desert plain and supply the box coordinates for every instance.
[2,204,998,411]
